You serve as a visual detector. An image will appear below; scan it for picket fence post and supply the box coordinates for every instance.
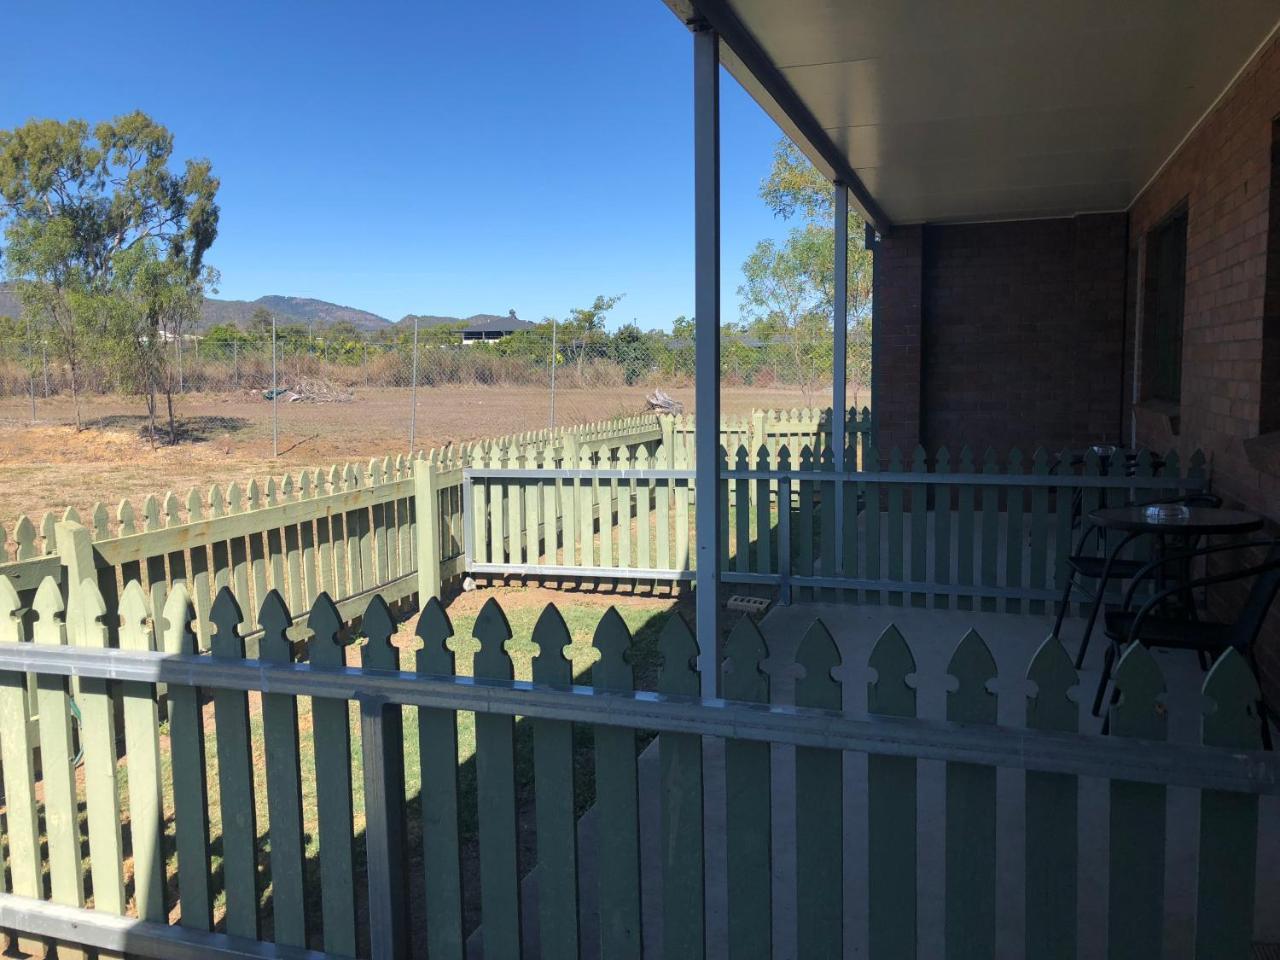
[415,455,442,603]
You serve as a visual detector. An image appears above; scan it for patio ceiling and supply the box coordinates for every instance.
[665,0,1280,227]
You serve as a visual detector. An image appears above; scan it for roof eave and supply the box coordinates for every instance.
[662,0,893,235]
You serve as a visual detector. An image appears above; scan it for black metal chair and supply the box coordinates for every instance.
[1051,493,1221,669]
[1092,538,1280,742]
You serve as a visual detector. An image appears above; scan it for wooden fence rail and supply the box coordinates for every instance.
[454,440,1208,611]
[0,577,1273,959]
[0,414,665,645]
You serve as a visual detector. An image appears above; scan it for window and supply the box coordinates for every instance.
[1141,206,1189,406]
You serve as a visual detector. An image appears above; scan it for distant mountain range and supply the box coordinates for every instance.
[0,283,521,334]
[200,294,392,332]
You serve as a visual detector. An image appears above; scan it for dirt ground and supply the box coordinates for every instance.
[0,384,818,541]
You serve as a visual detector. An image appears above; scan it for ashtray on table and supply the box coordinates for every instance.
[1144,503,1191,523]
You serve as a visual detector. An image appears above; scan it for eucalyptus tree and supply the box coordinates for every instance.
[561,294,622,383]
[0,112,219,428]
[739,138,874,404]
[108,243,218,445]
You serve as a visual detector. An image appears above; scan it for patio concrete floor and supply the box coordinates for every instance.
[475,605,1280,959]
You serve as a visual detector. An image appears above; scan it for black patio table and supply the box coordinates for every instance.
[1088,505,1263,539]
[1087,505,1264,623]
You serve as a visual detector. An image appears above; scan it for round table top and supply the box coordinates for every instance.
[1089,505,1264,536]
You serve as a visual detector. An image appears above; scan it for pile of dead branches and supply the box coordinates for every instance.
[289,377,353,403]
[645,388,684,414]
[258,377,353,403]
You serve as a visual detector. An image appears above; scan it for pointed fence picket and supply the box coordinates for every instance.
[794,621,843,960]
[531,604,580,960]
[867,625,918,959]
[0,413,665,668]
[0,528,1272,960]
[460,434,1211,624]
[472,599,522,958]
[1025,635,1078,959]
[657,614,704,960]
[723,618,772,959]
[945,631,999,958]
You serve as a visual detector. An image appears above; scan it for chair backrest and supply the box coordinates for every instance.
[1231,540,1280,652]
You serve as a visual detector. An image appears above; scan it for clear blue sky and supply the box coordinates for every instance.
[0,0,793,330]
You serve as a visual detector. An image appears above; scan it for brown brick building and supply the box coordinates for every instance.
[869,28,1280,694]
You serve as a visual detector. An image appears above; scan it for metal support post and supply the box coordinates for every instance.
[833,183,848,572]
[549,316,558,430]
[271,315,278,458]
[409,315,420,452]
[693,21,721,698]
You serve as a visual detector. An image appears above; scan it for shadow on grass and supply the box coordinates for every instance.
[84,415,251,444]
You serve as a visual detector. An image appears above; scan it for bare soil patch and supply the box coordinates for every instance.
[0,384,817,538]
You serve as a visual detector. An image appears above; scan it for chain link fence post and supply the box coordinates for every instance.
[549,316,557,430]
[271,315,279,457]
[408,314,419,452]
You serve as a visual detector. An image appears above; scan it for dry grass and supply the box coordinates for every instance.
[0,384,817,538]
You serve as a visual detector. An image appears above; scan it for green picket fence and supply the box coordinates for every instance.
[722,442,1208,611]
[0,576,1274,959]
[457,439,1209,611]
[0,414,665,647]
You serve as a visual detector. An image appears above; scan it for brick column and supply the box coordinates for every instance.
[871,224,924,457]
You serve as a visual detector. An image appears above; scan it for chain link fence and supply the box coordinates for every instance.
[0,318,871,448]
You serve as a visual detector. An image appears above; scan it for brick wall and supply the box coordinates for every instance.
[870,225,924,455]
[918,215,1128,455]
[1126,32,1280,702]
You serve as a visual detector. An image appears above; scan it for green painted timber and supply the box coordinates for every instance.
[594,608,643,958]
[308,593,358,957]
[1004,449,1025,614]
[932,448,952,610]
[1107,643,1167,960]
[722,617,771,960]
[472,598,522,958]
[1195,651,1263,960]
[71,581,126,921]
[209,588,260,940]
[531,605,580,960]
[416,600,465,960]
[259,591,309,948]
[945,630,998,960]
[658,614,704,960]
[886,448,904,607]
[120,582,165,922]
[794,621,842,960]
[1025,636,1078,960]
[909,446,927,608]
[979,451,999,614]
[161,586,213,932]
[867,625,917,959]
[0,578,43,912]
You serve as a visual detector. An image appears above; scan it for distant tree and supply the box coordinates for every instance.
[105,243,218,445]
[741,138,873,405]
[607,322,661,385]
[560,294,622,381]
[201,322,250,349]
[250,306,273,337]
[0,112,219,428]
[739,225,835,401]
